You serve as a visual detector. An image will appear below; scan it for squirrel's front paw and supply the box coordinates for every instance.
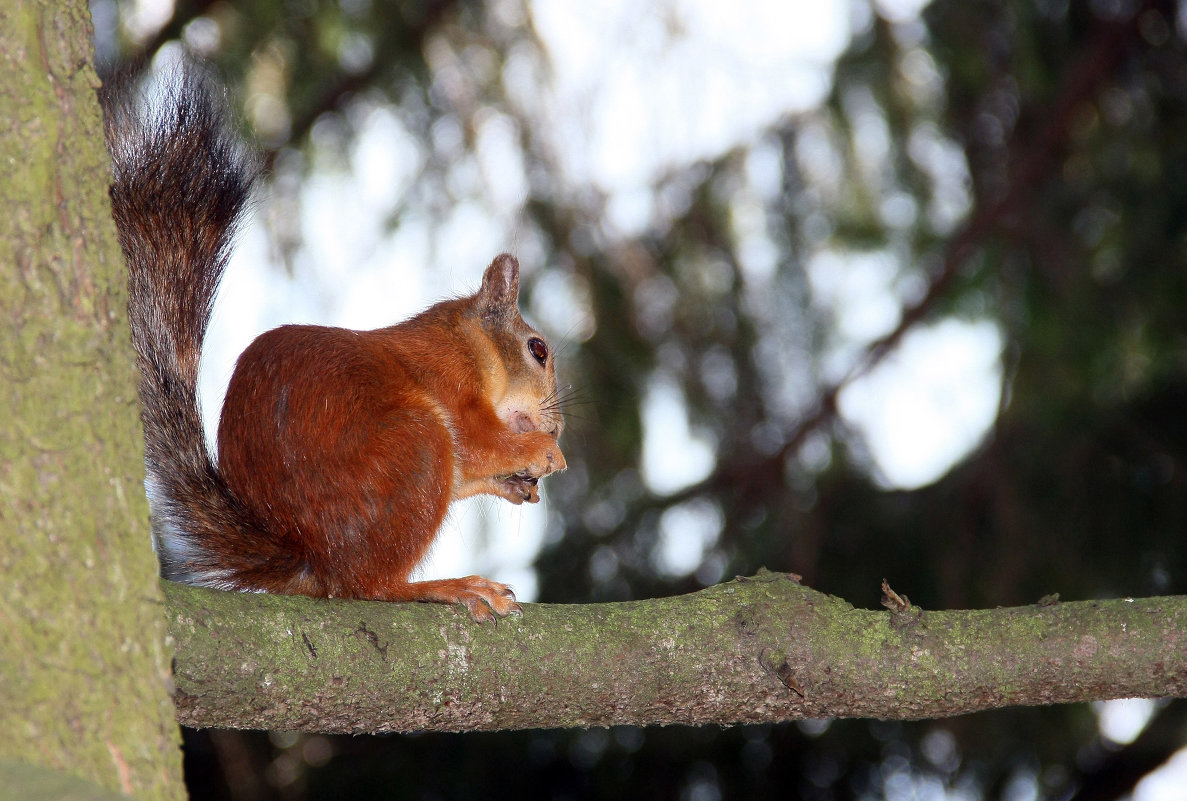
[493,437,565,504]
[521,435,567,480]
[498,474,540,504]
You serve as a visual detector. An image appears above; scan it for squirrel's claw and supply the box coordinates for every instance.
[454,577,522,623]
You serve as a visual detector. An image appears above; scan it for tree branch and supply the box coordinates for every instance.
[165,573,1187,733]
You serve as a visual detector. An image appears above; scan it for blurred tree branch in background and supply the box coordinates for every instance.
[663,1,1159,515]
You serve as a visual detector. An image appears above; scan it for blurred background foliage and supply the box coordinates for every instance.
[95,0,1187,798]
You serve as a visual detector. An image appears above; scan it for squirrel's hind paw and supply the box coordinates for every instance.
[384,576,523,622]
[454,576,523,623]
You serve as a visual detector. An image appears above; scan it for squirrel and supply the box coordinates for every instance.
[103,65,565,623]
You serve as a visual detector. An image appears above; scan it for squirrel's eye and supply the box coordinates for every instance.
[527,337,548,365]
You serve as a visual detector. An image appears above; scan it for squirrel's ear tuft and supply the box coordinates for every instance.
[479,253,520,316]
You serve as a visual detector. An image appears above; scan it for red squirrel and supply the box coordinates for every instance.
[104,67,565,622]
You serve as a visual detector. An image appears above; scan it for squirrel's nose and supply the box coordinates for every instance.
[509,410,536,433]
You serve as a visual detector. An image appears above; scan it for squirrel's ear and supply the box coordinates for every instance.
[479,253,520,315]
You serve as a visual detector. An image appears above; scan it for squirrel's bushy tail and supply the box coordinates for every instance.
[104,65,283,586]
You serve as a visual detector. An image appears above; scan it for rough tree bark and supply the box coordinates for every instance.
[168,572,1187,733]
[0,1,183,799]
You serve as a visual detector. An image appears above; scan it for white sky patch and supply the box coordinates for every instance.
[1094,697,1159,746]
[641,375,717,495]
[654,498,723,578]
[874,0,933,25]
[1136,745,1187,801]
[475,108,529,216]
[121,0,176,41]
[351,105,423,212]
[838,319,1004,490]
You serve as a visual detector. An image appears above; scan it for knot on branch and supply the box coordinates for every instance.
[881,579,922,630]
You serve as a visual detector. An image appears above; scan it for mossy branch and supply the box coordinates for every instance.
[165,572,1187,733]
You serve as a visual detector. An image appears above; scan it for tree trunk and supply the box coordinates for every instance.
[168,573,1187,732]
[0,1,184,798]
